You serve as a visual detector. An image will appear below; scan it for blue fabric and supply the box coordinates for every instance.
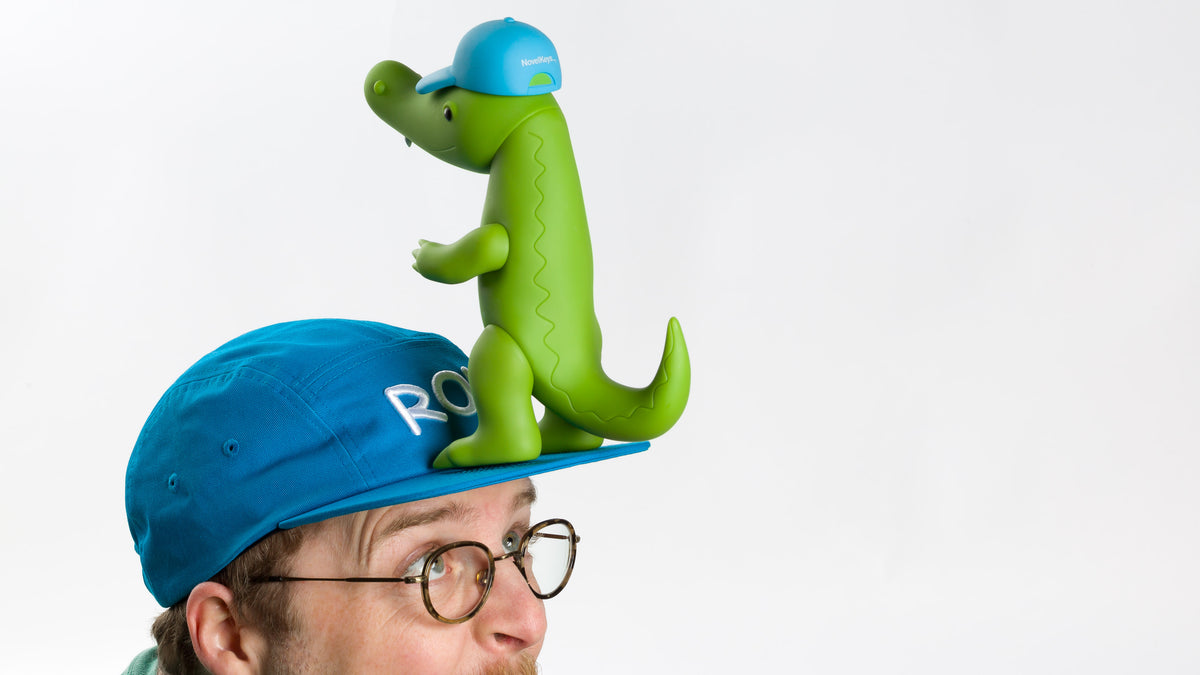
[126,319,646,607]
[416,18,562,96]
[122,647,157,675]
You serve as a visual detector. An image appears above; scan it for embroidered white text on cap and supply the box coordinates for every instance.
[384,367,477,435]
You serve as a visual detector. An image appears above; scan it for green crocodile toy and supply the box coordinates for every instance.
[365,18,690,468]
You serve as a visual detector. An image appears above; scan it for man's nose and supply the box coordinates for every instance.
[471,555,548,654]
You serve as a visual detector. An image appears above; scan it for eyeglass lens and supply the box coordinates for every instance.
[425,543,491,621]
[526,520,573,598]
[425,520,575,621]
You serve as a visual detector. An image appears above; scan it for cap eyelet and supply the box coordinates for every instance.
[223,439,240,457]
[167,473,179,493]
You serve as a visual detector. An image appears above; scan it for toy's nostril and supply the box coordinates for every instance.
[373,80,387,95]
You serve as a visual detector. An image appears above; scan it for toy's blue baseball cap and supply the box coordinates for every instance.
[126,319,646,607]
[416,17,562,96]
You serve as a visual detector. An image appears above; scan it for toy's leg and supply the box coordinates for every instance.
[538,408,603,453]
[433,325,541,468]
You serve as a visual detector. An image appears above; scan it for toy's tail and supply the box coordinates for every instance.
[548,317,690,441]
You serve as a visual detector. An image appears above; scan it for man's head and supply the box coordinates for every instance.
[127,319,645,673]
[176,479,545,674]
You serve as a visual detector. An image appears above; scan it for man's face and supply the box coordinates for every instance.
[272,479,547,674]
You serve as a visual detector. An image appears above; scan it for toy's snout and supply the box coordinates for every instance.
[365,58,563,174]
[364,60,422,145]
[365,59,492,172]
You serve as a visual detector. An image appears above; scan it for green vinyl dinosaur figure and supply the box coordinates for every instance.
[365,19,690,468]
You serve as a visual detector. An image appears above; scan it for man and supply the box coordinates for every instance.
[124,319,648,674]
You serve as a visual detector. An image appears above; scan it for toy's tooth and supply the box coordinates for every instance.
[405,137,413,147]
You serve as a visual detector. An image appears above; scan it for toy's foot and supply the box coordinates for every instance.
[538,409,603,454]
[433,324,543,468]
[433,429,541,468]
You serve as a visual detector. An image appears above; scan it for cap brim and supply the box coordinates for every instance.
[415,66,456,94]
[279,441,649,528]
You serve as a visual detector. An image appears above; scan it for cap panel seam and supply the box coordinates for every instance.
[166,364,371,489]
[130,362,372,606]
[290,320,403,391]
[240,365,369,488]
[306,338,459,398]
[304,340,466,484]
[296,331,454,394]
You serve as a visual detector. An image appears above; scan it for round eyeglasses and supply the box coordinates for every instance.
[252,518,578,624]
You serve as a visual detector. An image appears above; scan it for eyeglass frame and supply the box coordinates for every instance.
[250,517,579,624]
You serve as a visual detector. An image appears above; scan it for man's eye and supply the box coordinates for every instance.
[502,531,520,553]
[404,550,445,578]
[403,554,425,576]
[427,554,447,580]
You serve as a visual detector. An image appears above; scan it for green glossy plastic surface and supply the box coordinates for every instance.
[365,60,690,467]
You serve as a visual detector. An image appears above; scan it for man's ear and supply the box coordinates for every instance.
[186,581,269,675]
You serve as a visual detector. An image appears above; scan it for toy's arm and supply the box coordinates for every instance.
[412,223,509,284]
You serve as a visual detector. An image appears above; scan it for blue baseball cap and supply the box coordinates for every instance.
[125,319,646,607]
[416,17,562,96]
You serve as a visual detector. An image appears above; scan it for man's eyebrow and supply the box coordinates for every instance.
[371,503,467,551]
[514,482,538,512]
[366,481,539,560]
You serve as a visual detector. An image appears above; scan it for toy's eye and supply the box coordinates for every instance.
[442,105,453,121]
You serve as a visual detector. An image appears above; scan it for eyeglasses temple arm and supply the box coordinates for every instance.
[251,575,424,585]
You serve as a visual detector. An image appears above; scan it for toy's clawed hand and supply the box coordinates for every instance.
[411,224,510,285]
[411,239,450,282]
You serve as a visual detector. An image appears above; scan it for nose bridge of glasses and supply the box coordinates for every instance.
[494,549,521,564]
[461,547,522,590]
[492,548,531,585]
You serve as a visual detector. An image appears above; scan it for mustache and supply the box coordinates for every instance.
[475,655,539,675]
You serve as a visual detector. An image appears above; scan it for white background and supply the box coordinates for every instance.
[3,1,1199,672]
